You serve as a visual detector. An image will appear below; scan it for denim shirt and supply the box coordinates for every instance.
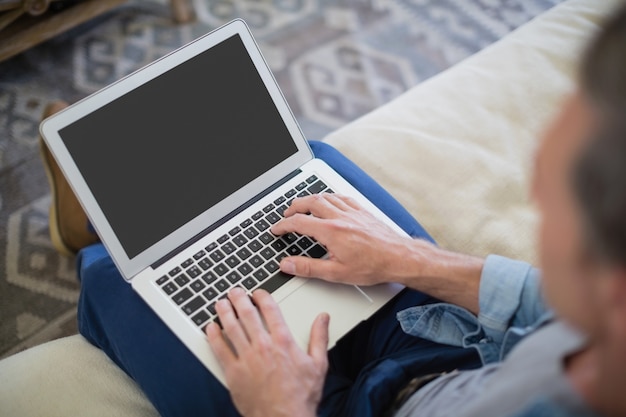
[396,254,554,364]
[394,255,600,417]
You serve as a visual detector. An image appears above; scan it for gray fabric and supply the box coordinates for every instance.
[395,321,589,417]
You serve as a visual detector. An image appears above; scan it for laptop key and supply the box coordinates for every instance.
[307,180,327,195]
[168,266,182,277]
[203,287,218,301]
[297,237,314,250]
[297,190,309,198]
[259,271,293,294]
[282,233,298,244]
[248,239,263,252]
[308,244,327,259]
[183,296,206,315]
[229,226,241,236]
[225,255,240,268]
[286,245,302,256]
[264,261,279,273]
[252,211,264,220]
[192,310,210,326]
[214,263,229,276]
[273,196,286,205]
[255,219,270,232]
[265,212,280,224]
[210,250,225,262]
[226,271,242,284]
[215,279,229,293]
[182,258,194,268]
[253,269,269,281]
[173,288,193,305]
[285,189,297,198]
[193,250,206,260]
[236,247,252,260]
[271,240,287,252]
[306,175,318,184]
[232,234,248,247]
[202,271,217,285]
[240,218,253,228]
[187,266,202,278]
[156,275,168,285]
[175,274,190,286]
[275,252,288,263]
[208,303,217,316]
[249,255,264,268]
[242,277,257,290]
[163,282,178,295]
[217,234,229,244]
[191,279,206,292]
[244,227,259,239]
[295,182,307,191]
[259,232,274,244]
[198,257,213,270]
[260,247,276,260]
[222,242,236,255]
[263,203,275,213]
[276,204,288,216]
[238,262,253,276]
[205,242,218,253]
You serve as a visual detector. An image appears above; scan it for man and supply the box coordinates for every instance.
[40,3,626,416]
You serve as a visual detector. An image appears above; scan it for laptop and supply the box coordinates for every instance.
[40,19,405,386]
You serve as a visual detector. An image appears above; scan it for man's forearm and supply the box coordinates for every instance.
[394,240,484,315]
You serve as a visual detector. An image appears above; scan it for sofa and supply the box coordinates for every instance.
[0,0,619,415]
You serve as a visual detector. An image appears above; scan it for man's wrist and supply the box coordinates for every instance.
[398,240,484,314]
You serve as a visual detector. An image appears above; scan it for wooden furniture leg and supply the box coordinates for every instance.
[0,0,197,63]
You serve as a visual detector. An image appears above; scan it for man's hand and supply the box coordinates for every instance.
[270,193,438,286]
[206,287,329,417]
[271,193,484,314]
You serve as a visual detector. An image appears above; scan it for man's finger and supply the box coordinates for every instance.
[228,287,266,340]
[252,290,294,344]
[279,255,341,280]
[284,194,342,219]
[206,322,237,366]
[320,194,357,212]
[331,194,363,211]
[216,298,250,350]
[270,213,327,239]
[308,312,330,370]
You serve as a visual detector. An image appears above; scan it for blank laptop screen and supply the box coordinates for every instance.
[59,34,298,259]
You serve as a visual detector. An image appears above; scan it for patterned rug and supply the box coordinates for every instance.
[0,0,561,359]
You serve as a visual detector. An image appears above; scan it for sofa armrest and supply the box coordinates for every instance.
[0,335,159,417]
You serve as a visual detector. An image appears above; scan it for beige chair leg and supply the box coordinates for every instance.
[169,0,195,23]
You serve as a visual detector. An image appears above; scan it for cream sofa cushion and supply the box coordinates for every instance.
[325,0,619,265]
[0,0,619,415]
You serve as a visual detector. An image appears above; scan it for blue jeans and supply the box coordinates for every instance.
[77,141,480,417]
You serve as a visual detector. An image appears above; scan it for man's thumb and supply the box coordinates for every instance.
[308,313,330,366]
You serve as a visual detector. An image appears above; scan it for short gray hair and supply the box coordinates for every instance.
[575,2,626,266]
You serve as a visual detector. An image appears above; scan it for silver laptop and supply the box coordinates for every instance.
[40,19,404,386]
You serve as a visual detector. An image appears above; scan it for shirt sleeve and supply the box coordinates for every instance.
[396,255,553,364]
[478,254,550,343]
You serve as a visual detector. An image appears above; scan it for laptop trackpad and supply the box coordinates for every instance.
[278,279,373,349]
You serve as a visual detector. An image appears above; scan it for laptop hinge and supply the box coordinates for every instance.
[151,168,302,269]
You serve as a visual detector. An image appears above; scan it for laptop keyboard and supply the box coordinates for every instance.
[155,175,332,330]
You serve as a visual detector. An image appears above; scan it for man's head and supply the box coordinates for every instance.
[534,2,626,341]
